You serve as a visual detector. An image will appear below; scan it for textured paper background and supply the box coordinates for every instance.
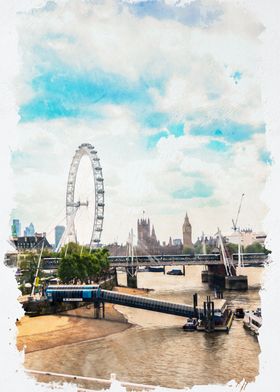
[0,1,280,391]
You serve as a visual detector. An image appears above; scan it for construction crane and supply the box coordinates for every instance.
[232,193,245,268]
[232,193,245,232]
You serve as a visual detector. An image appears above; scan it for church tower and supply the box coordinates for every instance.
[182,212,193,248]
[137,218,150,248]
[151,225,157,242]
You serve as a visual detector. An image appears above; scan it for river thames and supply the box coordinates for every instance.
[25,266,264,389]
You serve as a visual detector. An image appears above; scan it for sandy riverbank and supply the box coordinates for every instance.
[17,286,147,354]
[113,286,150,295]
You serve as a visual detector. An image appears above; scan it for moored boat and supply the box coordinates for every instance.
[167,269,183,275]
[234,307,245,319]
[138,266,149,272]
[183,318,197,331]
[243,308,262,336]
[148,266,164,272]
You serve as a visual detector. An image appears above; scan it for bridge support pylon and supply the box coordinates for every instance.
[113,267,118,286]
[207,264,233,289]
[225,275,248,290]
[207,265,248,290]
[201,269,208,282]
[193,293,198,318]
[126,266,137,289]
[203,296,215,332]
[93,300,105,319]
[183,265,186,276]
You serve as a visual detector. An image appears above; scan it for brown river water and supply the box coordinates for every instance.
[25,266,264,389]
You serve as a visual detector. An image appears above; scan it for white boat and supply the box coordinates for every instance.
[243,308,262,336]
[138,266,149,272]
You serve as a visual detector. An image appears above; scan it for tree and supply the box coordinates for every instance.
[59,242,83,257]
[19,253,40,285]
[42,249,58,258]
[58,254,79,283]
[194,243,203,254]
[194,243,216,254]
[80,254,97,282]
[245,242,270,254]
[183,246,195,255]
[226,243,238,255]
[58,247,110,283]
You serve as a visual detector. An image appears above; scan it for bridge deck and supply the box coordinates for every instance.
[109,260,264,267]
[108,254,267,267]
[41,254,267,270]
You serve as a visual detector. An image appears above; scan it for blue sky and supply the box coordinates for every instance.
[13,0,269,243]
[20,67,154,121]
[173,181,213,199]
[125,0,223,27]
[190,120,265,143]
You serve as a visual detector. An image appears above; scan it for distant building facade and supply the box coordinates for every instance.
[226,229,267,248]
[194,234,219,253]
[106,216,183,256]
[173,238,182,246]
[106,242,127,256]
[137,218,160,254]
[182,213,193,249]
[55,225,65,249]
[107,214,192,256]
[11,232,52,252]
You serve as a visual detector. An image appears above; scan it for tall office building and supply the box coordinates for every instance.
[24,222,35,236]
[55,225,65,249]
[11,219,21,237]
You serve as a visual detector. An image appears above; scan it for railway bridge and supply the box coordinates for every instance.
[107,253,267,289]
[42,253,267,290]
[108,253,266,266]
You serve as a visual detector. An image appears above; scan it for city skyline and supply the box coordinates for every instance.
[9,210,266,249]
[11,0,270,244]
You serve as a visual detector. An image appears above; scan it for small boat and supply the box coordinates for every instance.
[167,269,183,276]
[138,266,149,272]
[183,318,198,331]
[234,308,245,319]
[148,266,164,272]
[243,308,262,336]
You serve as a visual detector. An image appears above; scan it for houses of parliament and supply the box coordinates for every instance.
[107,212,193,256]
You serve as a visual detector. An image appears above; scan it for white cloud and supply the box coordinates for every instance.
[12,0,269,244]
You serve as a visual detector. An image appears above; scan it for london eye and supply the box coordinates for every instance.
[60,143,105,250]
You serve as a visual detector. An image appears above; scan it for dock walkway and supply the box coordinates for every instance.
[46,286,225,321]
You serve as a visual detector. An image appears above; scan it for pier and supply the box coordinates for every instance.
[45,285,232,332]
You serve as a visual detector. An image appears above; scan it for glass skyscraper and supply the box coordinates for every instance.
[55,225,65,249]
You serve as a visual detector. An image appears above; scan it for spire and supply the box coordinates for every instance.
[151,225,157,240]
[182,211,193,248]
[184,212,190,224]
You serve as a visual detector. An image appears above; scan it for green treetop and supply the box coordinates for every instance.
[58,245,110,284]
